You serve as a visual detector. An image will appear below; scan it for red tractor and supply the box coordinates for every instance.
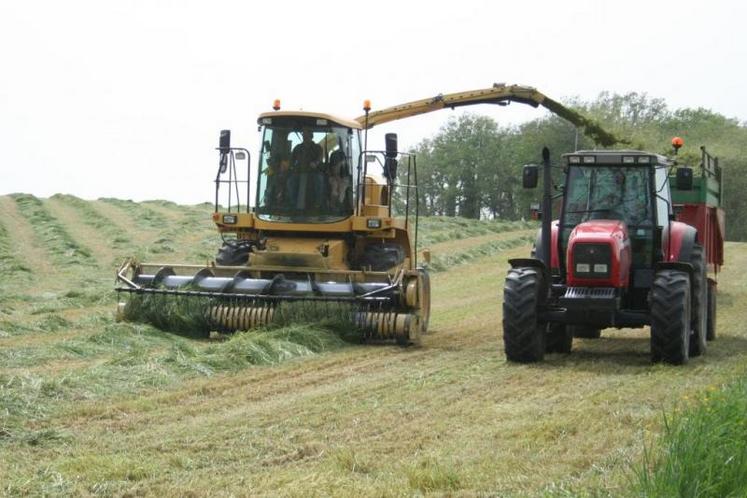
[503,140,724,364]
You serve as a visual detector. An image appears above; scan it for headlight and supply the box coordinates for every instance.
[576,263,590,273]
[222,214,237,224]
[367,218,382,229]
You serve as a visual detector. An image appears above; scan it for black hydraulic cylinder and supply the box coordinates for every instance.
[541,147,552,275]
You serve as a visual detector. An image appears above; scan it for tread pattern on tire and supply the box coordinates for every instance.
[706,278,717,341]
[689,244,707,357]
[650,269,690,365]
[503,267,545,363]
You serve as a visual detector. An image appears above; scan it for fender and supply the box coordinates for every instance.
[662,221,697,263]
[507,257,550,301]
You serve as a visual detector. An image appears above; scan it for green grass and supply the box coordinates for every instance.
[10,194,95,266]
[50,194,130,249]
[634,377,747,498]
[418,217,534,246]
[0,220,31,280]
[428,233,535,272]
[98,197,169,230]
[3,197,747,497]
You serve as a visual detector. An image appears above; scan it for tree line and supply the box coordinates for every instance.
[403,93,747,240]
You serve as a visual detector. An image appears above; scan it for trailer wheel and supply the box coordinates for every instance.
[503,267,545,363]
[650,269,691,365]
[546,324,572,354]
[689,244,707,357]
[570,326,602,339]
[706,278,717,341]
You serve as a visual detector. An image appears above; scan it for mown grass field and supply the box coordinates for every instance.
[1,194,746,497]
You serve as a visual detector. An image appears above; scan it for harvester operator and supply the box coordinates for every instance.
[289,128,324,210]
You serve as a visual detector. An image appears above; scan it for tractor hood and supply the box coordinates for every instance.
[566,220,632,288]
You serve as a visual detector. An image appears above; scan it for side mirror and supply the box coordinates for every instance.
[384,133,398,182]
[523,164,539,189]
[676,167,693,190]
[530,202,542,220]
[385,133,398,158]
[219,129,231,173]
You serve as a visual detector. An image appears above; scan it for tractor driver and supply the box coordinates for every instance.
[288,128,324,210]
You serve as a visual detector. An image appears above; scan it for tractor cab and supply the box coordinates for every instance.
[255,111,362,223]
[558,151,672,301]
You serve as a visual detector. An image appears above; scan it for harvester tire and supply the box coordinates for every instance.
[650,269,691,365]
[503,267,545,363]
[216,240,252,266]
[417,268,431,335]
[689,244,707,357]
[571,326,602,339]
[706,278,717,341]
[546,324,572,354]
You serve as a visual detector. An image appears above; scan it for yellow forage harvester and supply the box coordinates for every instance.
[116,104,430,345]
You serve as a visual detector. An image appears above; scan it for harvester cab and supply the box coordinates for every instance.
[116,106,430,345]
[504,140,724,365]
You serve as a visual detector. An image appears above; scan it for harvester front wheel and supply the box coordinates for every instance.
[706,278,717,341]
[650,269,691,365]
[689,244,707,357]
[417,268,431,335]
[503,267,545,363]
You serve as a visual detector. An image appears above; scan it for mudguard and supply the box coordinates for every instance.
[662,221,697,263]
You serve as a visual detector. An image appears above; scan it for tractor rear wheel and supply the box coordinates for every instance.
[650,269,691,365]
[706,278,717,341]
[503,267,545,363]
[546,324,572,354]
[571,326,602,339]
[689,244,707,357]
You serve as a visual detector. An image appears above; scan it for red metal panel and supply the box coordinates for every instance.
[674,203,724,272]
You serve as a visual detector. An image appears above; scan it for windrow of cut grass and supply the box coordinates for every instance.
[428,233,535,272]
[418,217,535,247]
[50,194,130,250]
[634,376,747,498]
[0,219,31,280]
[10,194,95,267]
[0,303,362,447]
[99,198,219,260]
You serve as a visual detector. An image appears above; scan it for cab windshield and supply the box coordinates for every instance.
[563,165,653,227]
[256,119,358,223]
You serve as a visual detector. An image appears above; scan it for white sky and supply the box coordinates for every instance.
[1,0,745,204]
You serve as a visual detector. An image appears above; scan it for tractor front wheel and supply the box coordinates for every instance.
[650,269,691,365]
[503,267,546,363]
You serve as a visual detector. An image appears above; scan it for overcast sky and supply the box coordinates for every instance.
[1,0,745,204]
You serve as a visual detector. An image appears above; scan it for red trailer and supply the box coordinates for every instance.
[670,146,725,339]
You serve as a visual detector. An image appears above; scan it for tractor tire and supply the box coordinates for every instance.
[503,267,545,363]
[546,323,572,354]
[689,244,707,357]
[706,278,717,341]
[571,326,602,339]
[650,269,691,365]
